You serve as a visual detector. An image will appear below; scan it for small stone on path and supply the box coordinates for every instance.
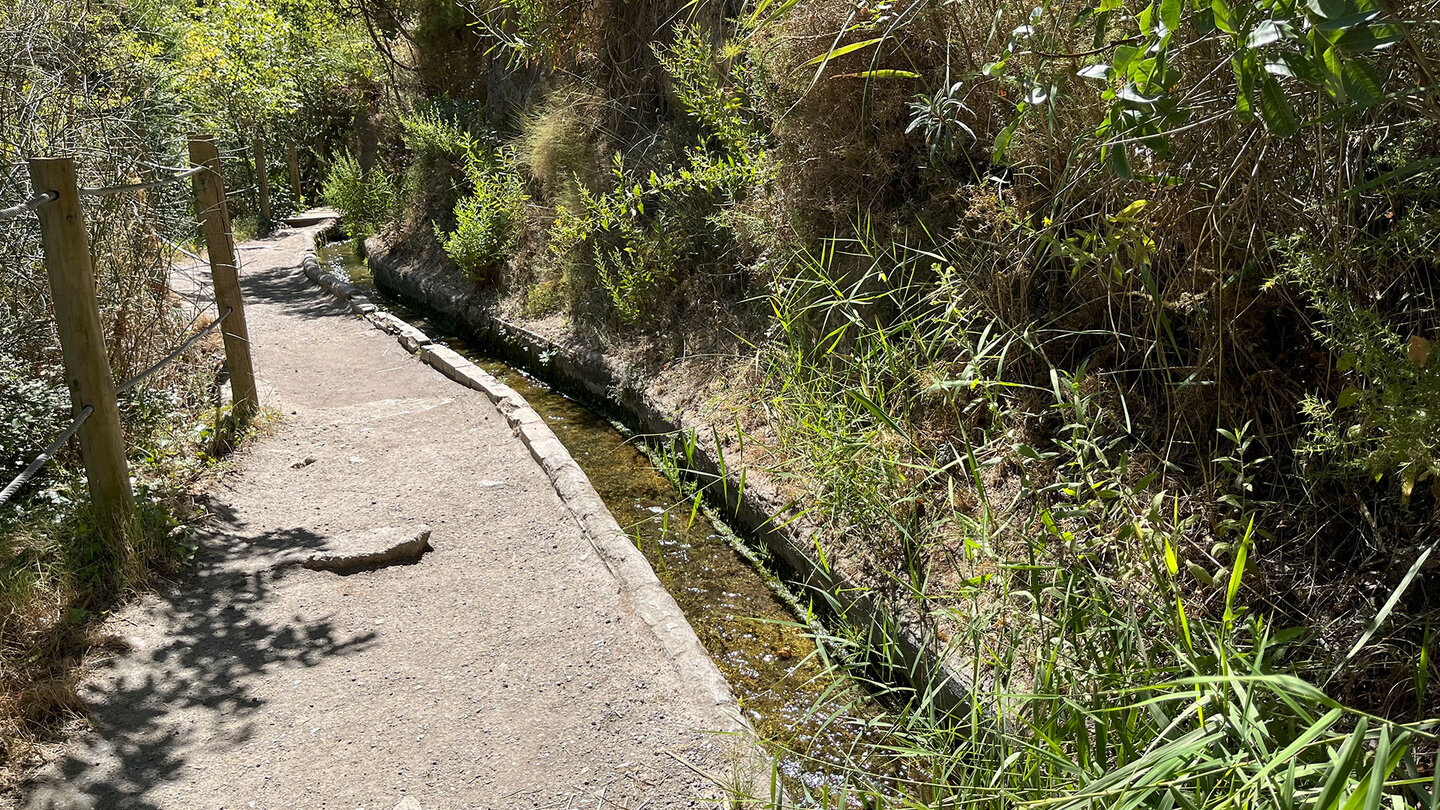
[300,525,432,574]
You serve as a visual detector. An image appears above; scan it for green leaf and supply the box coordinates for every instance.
[1259,73,1299,136]
[836,69,921,79]
[1015,443,1046,460]
[1338,540,1438,670]
[1114,44,1143,74]
[1359,727,1391,810]
[1175,597,1193,651]
[1337,23,1405,51]
[1223,516,1254,626]
[1107,141,1133,178]
[1247,19,1296,48]
[1305,0,1350,19]
[1212,0,1236,33]
[1116,199,1150,218]
[1313,718,1369,810]
[1265,53,1324,84]
[1334,157,1440,198]
[1338,385,1362,408]
[1233,54,1257,120]
[802,37,885,67]
[993,114,1022,163]
[1236,707,1345,794]
[1316,9,1382,31]
[1321,46,1348,100]
[1138,1,1158,34]
[846,389,912,444]
[1161,0,1182,33]
[1341,59,1383,105]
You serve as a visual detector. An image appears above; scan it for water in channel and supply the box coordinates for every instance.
[317,240,900,797]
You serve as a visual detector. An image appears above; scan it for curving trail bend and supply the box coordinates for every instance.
[18,222,755,810]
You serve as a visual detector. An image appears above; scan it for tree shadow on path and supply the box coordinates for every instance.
[23,505,377,810]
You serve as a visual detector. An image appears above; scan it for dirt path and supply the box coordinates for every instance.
[19,227,750,809]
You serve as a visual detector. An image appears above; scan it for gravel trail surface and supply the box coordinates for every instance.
[19,227,746,810]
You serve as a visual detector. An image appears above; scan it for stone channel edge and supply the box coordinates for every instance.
[357,236,976,719]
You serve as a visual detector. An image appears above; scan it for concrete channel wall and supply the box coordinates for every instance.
[359,237,975,718]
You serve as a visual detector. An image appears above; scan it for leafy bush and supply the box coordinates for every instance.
[655,25,760,156]
[397,105,482,230]
[435,151,527,281]
[525,31,771,323]
[1282,234,1440,499]
[399,106,477,163]
[544,148,764,323]
[322,152,395,236]
[0,353,68,479]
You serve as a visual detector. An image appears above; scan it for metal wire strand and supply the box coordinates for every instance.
[0,406,95,509]
[79,164,205,198]
[0,303,234,507]
[117,307,232,394]
[0,190,57,220]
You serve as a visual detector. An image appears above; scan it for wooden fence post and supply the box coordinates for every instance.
[189,134,259,422]
[28,157,136,536]
[288,144,302,208]
[253,135,272,224]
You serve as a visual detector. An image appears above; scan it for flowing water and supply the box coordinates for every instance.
[317,241,903,798]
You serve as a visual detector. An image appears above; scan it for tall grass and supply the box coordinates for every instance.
[718,226,1440,806]
[738,589,1440,808]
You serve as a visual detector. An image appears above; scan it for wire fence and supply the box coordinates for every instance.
[115,307,231,395]
[0,190,58,220]
[1,153,251,513]
[78,164,206,198]
[0,407,94,509]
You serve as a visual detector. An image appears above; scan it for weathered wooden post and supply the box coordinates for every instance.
[288,144,303,208]
[253,135,272,224]
[189,135,259,422]
[27,157,136,536]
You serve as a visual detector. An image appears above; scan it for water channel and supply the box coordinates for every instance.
[316,240,903,799]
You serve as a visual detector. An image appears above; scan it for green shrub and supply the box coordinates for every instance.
[399,106,477,163]
[0,352,68,478]
[397,105,484,230]
[1281,233,1440,499]
[654,24,760,156]
[435,150,527,281]
[321,152,395,236]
